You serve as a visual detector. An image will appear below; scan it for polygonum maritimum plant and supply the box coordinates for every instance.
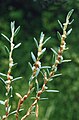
[0,9,74,120]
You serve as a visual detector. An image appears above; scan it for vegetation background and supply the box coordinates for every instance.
[0,0,79,120]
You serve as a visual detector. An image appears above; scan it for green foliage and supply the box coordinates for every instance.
[0,0,79,120]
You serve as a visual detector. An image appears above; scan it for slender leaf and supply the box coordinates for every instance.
[67,28,72,36]
[4,45,9,54]
[12,63,18,66]
[62,59,71,63]
[1,33,10,42]
[40,71,44,77]
[41,66,51,69]
[8,106,11,113]
[49,78,53,82]
[40,32,44,43]
[11,21,15,33]
[43,37,51,45]
[29,76,37,85]
[10,86,13,97]
[29,76,33,85]
[51,48,58,55]
[66,9,74,20]
[12,77,22,82]
[47,69,50,74]
[0,77,6,85]
[38,48,46,59]
[46,90,59,93]
[58,20,63,29]
[57,31,61,41]
[28,62,32,70]
[69,19,74,25]
[9,109,24,116]
[16,93,22,98]
[14,26,20,36]
[40,98,48,100]
[14,43,21,49]
[35,68,40,77]
[31,52,36,62]
[34,37,38,48]
[42,48,46,54]
[52,73,62,78]
[0,72,7,77]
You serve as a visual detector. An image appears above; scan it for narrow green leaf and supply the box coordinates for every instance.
[46,90,59,93]
[4,45,9,54]
[12,63,18,66]
[43,37,51,45]
[12,77,22,82]
[57,31,61,41]
[49,78,53,82]
[51,48,58,55]
[69,19,74,25]
[28,62,32,70]
[66,9,74,20]
[9,109,24,116]
[8,106,11,113]
[29,76,33,85]
[67,28,72,36]
[59,56,63,63]
[58,20,63,29]
[0,72,7,77]
[52,73,62,78]
[42,48,46,53]
[35,68,40,77]
[40,32,44,43]
[40,71,44,77]
[29,76,36,85]
[62,59,71,63]
[1,33,10,42]
[16,92,22,98]
[14,26,20,36]
[40,98,48,100]
[10,86,13,98]
[14,43,21,49]
[41,66,51,69]
[31,52,36,62]
[38,48,46,59]
[34,37,38,48]
[0,77,6,85]
[47,69,50,74]
[11,21,15,33]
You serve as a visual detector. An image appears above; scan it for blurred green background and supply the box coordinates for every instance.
[0,0,79,120]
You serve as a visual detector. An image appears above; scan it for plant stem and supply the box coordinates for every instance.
[21,13,71,120]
